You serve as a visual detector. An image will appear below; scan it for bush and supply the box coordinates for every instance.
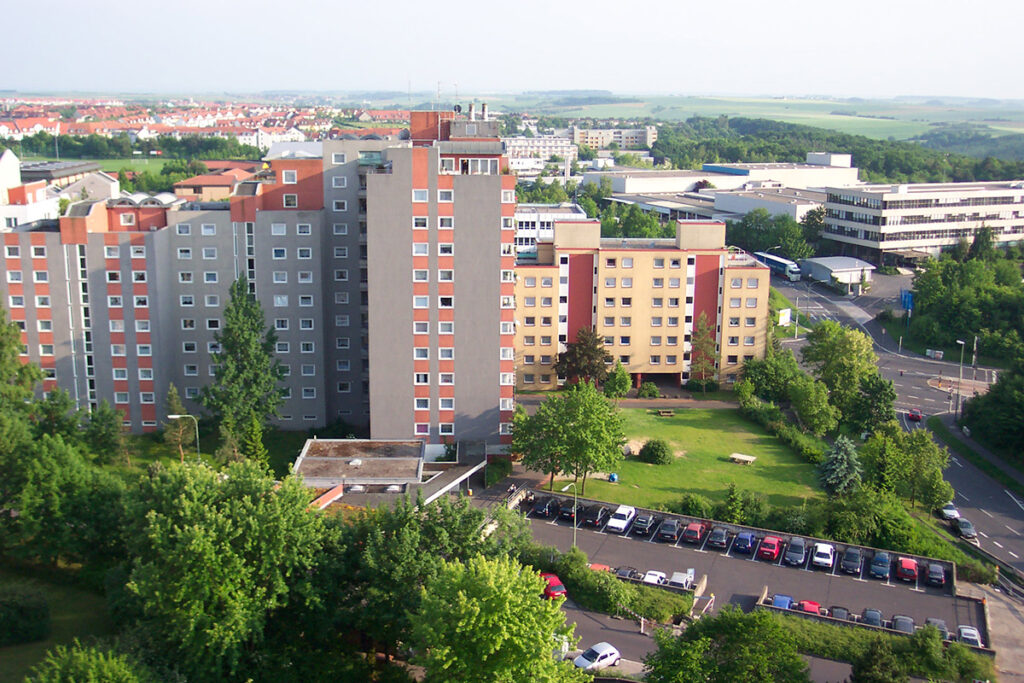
[672,492,713,519]
[0,582,51,646]
[638,438,673,465]
[485,457,513,488]
[26,640,156,683]
[637,381,660,398]
[684,379,720,393]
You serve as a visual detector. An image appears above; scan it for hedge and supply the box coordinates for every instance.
[0,581,51,646]
[737,387,825,464]
[485,457,513,488]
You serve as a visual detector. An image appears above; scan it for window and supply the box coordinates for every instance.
[333,200,347,212]
[336,359,351,371]
[412,189,428,202]
[524,373,535,384]
[501,322,515,335]
[273,271,287,284]
[334,246,349,259]
[334,292,349,304]
[413,216,427,230]
[414,373,429,385]
[5,245,19,257]
[439,373,454,385]
[414,347,429,360]
[336,337,350,349]
[208,342,221,354]
[415,397,430,410]
[524,276,536,287]
[204,272,218,284]
[605,277,616,288]
[206,319,220,330]
[438,243,453,256]
[652,278,663,288]
[653,257,664,268]
[669,278,680,288]
[541,277,553,287]
[524,316,536,327]
[413,295,429,308]
[120,213,135,226]
[275,318,289,331]
[177,248,192,260]
[282,170,298,184]
[746,298,758,308]
[413,243,428,256]
[299,295,313,307]
[727,355,738,365]
[668,297,680,308]
[622,277,633,288]
[438,270,454,282]
[728,336,739,346]
[747,277,759,288]
[651,336,661,346]
[184,364,199,376]
[132,270,146,283]
[6,271,21,283]
[205,294,219,307]
[438,216,453,229]
[439,423,454,436]
[620,316,631,327]
[111,344,126,356]
[333,223,348,235]
[137,344,152,356]
[500,372,515,386]
[332,152,347,164]
[605,257,617,268]
[35,296,51,307]
[650,355,661,365]
[413,269,428,282]
[438,189,453,202]
[107,295,121,307]
[300,341,314,353]
[670,258,681,268]
[332,175,347,188]
[296,247,312,260]
[651,316,662,327]
[272,223,287,236]
[299,318,314,330]
[274,295,289,307]
[334,269,348,282]
[276,342,290,353]
[414,321,429,334]
[501,190,515,203]
[283,194,298,208]
[439,347,454,360]
[439,321,454,334]
[302,387,316,399]
[439,296,453,308]
[109,319,124,332]
[38,344,54,356]
[179,271,193,283]
[540,335,552,345]
[622,257,633,268]
[272,248,286,260]
[667,316,679,327]
[744,336,755,346]
[296,271,312,284]
[729,317,740,327]
[619,336,631,345]
[729,297,741,308]
[524,335,535,346]
[731,277,743,288]
[183,342,197,353]
[113,367,128,380]
[104,245,120,258]
[336,315,350,327]
[184,387,199,399]
[745,317,756,327]
[176,224,191,236]
[115,392,129,404]
[37,320,52,332]
[106,271,121,283]
[32,246,45,258]
[440,397,454,411]
[621,297,632,307]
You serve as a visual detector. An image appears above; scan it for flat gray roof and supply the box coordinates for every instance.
[802,256,876,272]
[20,159,101,181]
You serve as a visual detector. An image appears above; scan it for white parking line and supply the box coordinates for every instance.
[1006,525,1021,536]
[981,509,994,518]
[978,531,989,538]
[993,541,1004,549]
[1010,551,1020,559]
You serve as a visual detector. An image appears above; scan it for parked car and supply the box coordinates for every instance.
[926,563,946,588]
[958,625,983,648]
[587,563,613,573]
[559,500,582,521]
[795,600,823,615]
[896,557,919,582]
[811,542,836,569]
[668,570,694,590]
[682,522,708,544]
[771,594,794,609]
[733,531,756,554]
[615,566,642,581]
[956,518,978,540]
[840,546,864,575]
[642,570,667,585]
[582,504,609,528]
[631,513,659,536]
[531,496,558,518]
[783,537,808,566]
[573,642,621,670]
[940,502,960,520]
[869,551,892,580]
[891,615,915,634]
[830,606,854,622]
[657,519,682,543]
[907,408,923,422]
[605,505,636,533]
[925,617,949,640]
[861,608,884,628]
[707,526,729,549]
[540,573,566,599]
[758,536,783,561]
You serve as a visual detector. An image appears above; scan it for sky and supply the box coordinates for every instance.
[4,0,1023,99]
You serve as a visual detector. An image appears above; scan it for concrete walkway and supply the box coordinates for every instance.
[975,584,1024,682]
[934,412,1024,490]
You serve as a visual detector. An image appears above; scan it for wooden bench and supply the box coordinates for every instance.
[657,410,675,417]
[729,453,757,465]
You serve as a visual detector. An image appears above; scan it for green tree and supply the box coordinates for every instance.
[848,371,897,433]
[240,413,269,467]
[637,380,660,398]
[645,606,809,682]
[578,194,598,218]
[950,238,970,262]
[200,276,283,444]
[689,311,717,392]
[82,399,124,462]
[850,638,907,683]
[787,374,839,436]
[511,382,624,494]
[638,438,673,465]
[799,206,825,244]
[29,388,80,443]
[722,483,745,523]
[860,425,953,509]
[0,308,43,406]
[410,555,586,683]
[743,348,801,404]
[603,360,631,398]
[818,435,863,497]
[801,320,878,421]
[161,383,194,462]
[125,461,323,679]
[26,640,156,683]
[968,225,995,261]
[554,327,611,384]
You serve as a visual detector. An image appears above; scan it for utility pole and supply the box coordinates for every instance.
[956,339,966,421]
[971,335,978,388]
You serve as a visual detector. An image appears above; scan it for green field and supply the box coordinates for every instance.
[579,408,821,509]
[0,568,115,683]
[23,156,169,174]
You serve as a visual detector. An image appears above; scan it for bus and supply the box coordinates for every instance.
[753,252,801,281]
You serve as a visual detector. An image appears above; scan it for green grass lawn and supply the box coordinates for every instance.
[0,567,115,683]
[877,315,1010,369]
[579,408,821,509]
[23,156,170,174]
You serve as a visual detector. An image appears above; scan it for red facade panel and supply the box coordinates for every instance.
[566,253,594,343]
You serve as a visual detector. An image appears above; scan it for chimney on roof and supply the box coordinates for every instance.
[468,103,476,121]
[481,102,489,121]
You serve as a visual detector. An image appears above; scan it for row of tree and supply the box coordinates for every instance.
[725,207,822,262]
[2,132,260,161]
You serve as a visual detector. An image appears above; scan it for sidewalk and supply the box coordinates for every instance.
[933,413,1024,490]
[976,583,1024,682]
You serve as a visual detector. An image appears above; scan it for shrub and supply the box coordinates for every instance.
[672,493,713,518]
[0,582,51,646]
[629,584,693,623]
[638,438,673,465]
[684,379,720,393]
[637,381,660,398]
[484,457,512,488]
[26,640,156,683]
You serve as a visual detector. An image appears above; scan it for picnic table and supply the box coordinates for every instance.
[729,453,757,465]
[657,410,675,417]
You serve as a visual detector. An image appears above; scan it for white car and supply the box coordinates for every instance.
[642,570,666,585]
[605,505,637,533]
[958,625,983,648]
[940,502,961,521]
[811,542,836,569]
[573,642,621,670]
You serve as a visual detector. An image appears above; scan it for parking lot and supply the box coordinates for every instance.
[526,494,988,643]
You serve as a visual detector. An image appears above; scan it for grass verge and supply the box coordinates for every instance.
[877,316,1009,369]
[926,416,1024,499]
[769,288,813,339]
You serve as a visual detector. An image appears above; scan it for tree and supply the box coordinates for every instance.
[799,206,825,244]
[787,374,839,436]
[0,308,43,406]
[801,320,878,421]
[240,413,269,466]
[645,605,810,682]
[554,327,610,385]
[850,638,907,683]
[860,424,953,509]
[125,461,323,679]
[722,483,745,523]
[29,388,80,443]
[968,225,995,261]
[848,371,897,433]
[689,311,717,392]
[511,382,624,494]
[818,436,863,497]
[162,384,194,462]
[639,438,673,465]
[603,360,631,398]
[410,555,587,683]
[82,399,124,462]
[26,641,156,683]
[743,348,801,404]
[200,276,283,444]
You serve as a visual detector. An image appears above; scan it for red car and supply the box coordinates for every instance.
[540,573,566,599]
[682,522,708,543]
[758,536,783,561]
[795,600,822,615]
[908,409,923,422]
[896,557,919,582]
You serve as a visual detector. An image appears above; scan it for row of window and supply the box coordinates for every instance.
[180,295,221,307]
[175,224,220,237]
[521,276,556,288]
[521,296,562,307]
[728,317,758,327]
[6,271,50,283]
[412,243,455,256]
[105,271,149,283]
[521,355,554,365]
[103,245,147,259]
[605,335,686,346]
[413,320,456,335]
[415,423,456,436]
[176,247,222,260]
[413,296,454,309]
[5,245,47,258]
[604,277,693,288]
[273,318,316,331]
[112,368,154,380]
[178,271,222,284]
[111,344,153,356]
[413,347,455,360]
[10,295,53,307]
[414,397,456,410]
[603,316,694,327]
[109,320,151,332]
[275,341,316,354]
[728,277,761,289]
[604,256,691,269]
[729,298,760,309]
[726,336,757,346]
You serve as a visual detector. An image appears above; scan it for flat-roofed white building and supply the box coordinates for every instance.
[502,135,578,161]
[514,203,590,255]
[822,181,1024,264]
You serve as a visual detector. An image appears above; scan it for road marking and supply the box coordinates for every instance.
[981,509,994,518]
[1007,490,1024,512]
[907,395,920,400]
[993,541,1004,549]
[1010,551,1020,559]
[978,531,989,538]
[893,383,905,388]
[957,492,970,502]
[951,457,963,468]
[1006,525,1021,536]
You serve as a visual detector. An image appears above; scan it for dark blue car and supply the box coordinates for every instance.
[733,531,756,554]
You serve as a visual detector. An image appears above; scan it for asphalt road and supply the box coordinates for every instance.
[773,273,1024,573]
[528,514,986,644]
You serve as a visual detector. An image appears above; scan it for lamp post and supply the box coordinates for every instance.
[560,482,578,549]
[167,414,200,463]
[955,340,966,421]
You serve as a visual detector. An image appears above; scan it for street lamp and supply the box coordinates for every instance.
[167,414,200,463]
[955,340,966,421]
[560,482,578,549]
